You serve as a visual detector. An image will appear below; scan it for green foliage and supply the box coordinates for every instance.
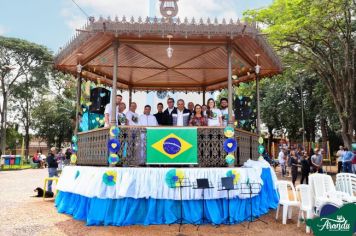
[32,72,76,148]
[244,0,355,148]
[260,67,340,141]
[5,125,22,151]
[0,36,53,154]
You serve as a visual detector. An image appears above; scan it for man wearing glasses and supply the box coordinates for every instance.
[163,98,177,125]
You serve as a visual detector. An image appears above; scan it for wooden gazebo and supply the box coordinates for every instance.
[54,2,282,166]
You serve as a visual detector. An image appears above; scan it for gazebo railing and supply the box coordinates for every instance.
[76,127,258,167]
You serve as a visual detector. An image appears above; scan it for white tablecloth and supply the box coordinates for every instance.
[57,166,268,200]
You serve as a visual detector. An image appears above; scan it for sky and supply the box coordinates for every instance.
[0,0,273,53]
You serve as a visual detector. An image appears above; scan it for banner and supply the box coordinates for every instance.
[146,127,197,164]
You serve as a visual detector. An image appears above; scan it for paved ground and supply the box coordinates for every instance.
[0,167,319,236]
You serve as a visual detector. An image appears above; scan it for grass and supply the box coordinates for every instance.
[1,164,32,171]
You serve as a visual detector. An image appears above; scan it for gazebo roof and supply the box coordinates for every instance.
[54,16,282,91]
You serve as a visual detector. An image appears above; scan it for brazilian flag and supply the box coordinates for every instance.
[146,127,197,164]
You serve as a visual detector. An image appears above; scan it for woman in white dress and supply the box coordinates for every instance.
[206,98,222,127]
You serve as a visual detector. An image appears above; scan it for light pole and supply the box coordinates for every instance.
[255,54,261,135]
[298,74,306,148]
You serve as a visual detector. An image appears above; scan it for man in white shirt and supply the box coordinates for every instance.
[126,102,139,126]
[220,98,235,127]
[171,99,191,126]
[117,102,127,126]
[138,105,158,126]
[278,148,287,177]
[336,145,344,173]
[104,95,122,127]
[138,105,158,165]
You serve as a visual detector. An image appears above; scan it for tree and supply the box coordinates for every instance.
[32,72,76,148]
[259,65,342,155]
[10,63,51,157]
[0,36,52,154]
[5,124,22,152]
[244,0,355,148]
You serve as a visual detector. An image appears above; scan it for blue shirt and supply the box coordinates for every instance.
[342,151,354,162]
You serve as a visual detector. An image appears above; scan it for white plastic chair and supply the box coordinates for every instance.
[335,173,356,202]
[276,180,299,224]
[309,173,348,215]
[296,184,313,233]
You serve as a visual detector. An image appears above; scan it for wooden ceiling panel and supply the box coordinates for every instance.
[174,69,226,85]
[139,70,199,84]
[234,36,278,71]
[62,34,114,66]
[128,44,219,68]
[175,47,227,69]
[55,22,282,91]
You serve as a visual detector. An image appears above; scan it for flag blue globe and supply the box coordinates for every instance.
[163,137,181,155]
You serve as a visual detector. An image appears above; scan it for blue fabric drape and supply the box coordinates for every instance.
[55,168,279,226]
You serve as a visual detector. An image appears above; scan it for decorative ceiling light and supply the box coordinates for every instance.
[76,64,82,73]
[255,54,261,74]
[167,34,174,59]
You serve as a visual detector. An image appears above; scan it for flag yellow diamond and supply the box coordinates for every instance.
[151,133,192,159]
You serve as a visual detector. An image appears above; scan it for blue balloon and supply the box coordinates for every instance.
[107,139,121,153]
[223,138,238,153]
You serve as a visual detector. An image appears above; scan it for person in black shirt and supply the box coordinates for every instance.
[162,98,177,125]
[290,150,300,186]
[300,152,310,184]
[154,103,165,125]
[47,147,58,193]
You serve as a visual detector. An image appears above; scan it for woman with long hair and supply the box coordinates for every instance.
[206,98,222,126]
[189,104,208,126]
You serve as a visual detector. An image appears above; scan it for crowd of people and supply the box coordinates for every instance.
[278,145,356,186]
[277,146,314,186]
[103,95,233,128]
[336,145,356,174]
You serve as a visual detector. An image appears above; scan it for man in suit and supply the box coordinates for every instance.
[171,99,191,126]
[162,98,177,125]
[154,103,165,125]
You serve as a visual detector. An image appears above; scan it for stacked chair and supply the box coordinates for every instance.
[335,173,356,202]
[275,181,313,233]
[275,181,299,225]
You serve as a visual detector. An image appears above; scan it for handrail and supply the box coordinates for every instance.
[78,126,258,137]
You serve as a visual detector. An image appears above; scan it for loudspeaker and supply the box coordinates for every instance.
[89,87,111,114]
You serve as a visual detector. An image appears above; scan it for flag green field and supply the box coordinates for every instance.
[146,127,197,164]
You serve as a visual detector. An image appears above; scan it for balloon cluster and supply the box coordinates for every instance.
[108,126,121,165]
[70,135,78,164]
[223,126,238,165]
[258,136,265,160]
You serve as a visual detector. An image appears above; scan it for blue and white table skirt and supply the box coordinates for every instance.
[55,160,279,226]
